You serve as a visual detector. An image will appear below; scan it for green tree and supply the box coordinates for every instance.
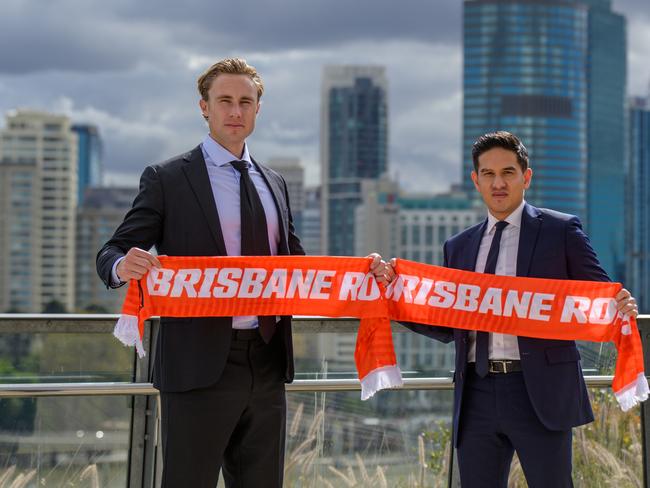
[42,299,67,313]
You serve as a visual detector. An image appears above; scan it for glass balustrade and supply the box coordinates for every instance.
[0,316,646,487]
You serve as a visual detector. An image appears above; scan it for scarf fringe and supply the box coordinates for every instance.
[113,314,146,359]
[360,365,403,401]
[615,372,650,412]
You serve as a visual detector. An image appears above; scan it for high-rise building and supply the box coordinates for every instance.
[0,110,77,312]
[398,191,484,265]
[71,124,103,205]
[267,157,305,237]
[301,186,322,256]
[463,0,626,279]
[354,175,400,259]
[585,0,626,281]
[321,65,388,256]
[76,186,137,312]
[395,190,484,377]
[627,96,650,313]
[351,180,483,375]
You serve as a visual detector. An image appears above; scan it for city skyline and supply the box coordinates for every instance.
[0,0,647,194]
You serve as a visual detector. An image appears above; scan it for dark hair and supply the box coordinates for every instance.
[471,131,529,172]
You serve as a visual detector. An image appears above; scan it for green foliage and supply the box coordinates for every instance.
[422,421,452,477]
[0,350,39,465]
[42,299,68,314]
[37,333,133,381]
[80,303,110,313]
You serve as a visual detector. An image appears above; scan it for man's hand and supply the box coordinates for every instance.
[116,247,161,281]
[615,288,638,318]
[367,253,396,286]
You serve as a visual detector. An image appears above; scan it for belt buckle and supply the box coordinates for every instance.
[489,360,511,374]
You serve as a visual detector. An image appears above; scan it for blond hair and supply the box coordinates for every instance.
[197,58,264,101]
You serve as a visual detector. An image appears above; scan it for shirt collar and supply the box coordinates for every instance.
[486,199,526,234]
[202,134,252,168]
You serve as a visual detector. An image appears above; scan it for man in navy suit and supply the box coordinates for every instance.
[379,131,638,487]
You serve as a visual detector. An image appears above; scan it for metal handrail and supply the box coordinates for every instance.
[0,315,371,333]
[0,375,617,398]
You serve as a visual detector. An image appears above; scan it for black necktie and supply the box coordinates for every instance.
[230,160,275,343]
[475,220,509,377]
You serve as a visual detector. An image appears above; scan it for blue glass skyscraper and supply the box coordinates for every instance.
[585,0,626,281]
[72,124,103,205]
[463,0,626,279]
[321,66,388,256]
[627,97,650,312]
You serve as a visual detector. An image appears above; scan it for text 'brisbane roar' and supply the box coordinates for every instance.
[145,265,622,327]
[146,267,381,301]
[387,274,621,326]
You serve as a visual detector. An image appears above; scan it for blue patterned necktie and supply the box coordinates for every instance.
[475,220,509,377]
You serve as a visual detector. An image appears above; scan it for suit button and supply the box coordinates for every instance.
[459,372,464,380]
[462,338,467,344]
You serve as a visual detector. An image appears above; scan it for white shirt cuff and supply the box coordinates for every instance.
[111,256,126,286]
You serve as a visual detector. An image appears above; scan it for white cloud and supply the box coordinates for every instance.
[628,18,650,96]
[52,97,172,141]
[0,0,647,198]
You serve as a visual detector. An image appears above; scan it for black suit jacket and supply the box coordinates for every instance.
[404,203,608,445]
[97,145,305,392]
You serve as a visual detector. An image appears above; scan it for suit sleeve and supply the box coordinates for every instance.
[96,165,164,288]
[398,240,455,344]
[565,216,610,282]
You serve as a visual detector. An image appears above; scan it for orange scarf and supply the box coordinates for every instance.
[115,255,648,411]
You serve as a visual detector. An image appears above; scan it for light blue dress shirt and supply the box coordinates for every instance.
[201,135,280,329]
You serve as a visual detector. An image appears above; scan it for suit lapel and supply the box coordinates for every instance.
[462,220,487,271]
[252,157,290,254]
[181,146,228,255]
[516,203,542,277]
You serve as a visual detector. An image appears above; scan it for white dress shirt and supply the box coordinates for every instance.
[467,199,526,362]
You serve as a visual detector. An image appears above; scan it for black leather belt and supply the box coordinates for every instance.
[231,328,261,341]
[487,360,521,374]
[469,360,522,374]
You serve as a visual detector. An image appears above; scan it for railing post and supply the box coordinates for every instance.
[639,317,650,488]
[128,319,162,488]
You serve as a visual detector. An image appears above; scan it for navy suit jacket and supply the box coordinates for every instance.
[96,145,305,392]
[404,203,609,446]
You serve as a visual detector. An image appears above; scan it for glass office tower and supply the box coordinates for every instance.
[321,66,388,256]
[627,97,650,312]
[72,124,103,205]
[463,0,625,279]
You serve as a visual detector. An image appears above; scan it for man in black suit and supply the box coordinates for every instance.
[377,132,638,487]
[96,58,304,487]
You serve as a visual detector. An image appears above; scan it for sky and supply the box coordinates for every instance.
[0,0,648,194]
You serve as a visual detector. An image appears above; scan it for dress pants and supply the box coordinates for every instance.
[160,329,287,488]
[457,367,573,488]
